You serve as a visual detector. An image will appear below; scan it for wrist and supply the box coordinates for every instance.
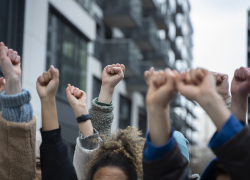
[5,75,22,95]
[98,85,114,104]
[74,106,89,118]
[41,96,56,104]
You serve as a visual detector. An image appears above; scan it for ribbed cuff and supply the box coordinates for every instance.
[0,88,33,123]
[40,126,63,146]
[79,128,100,150]
[0,88,31,108]
[95,97,113,106]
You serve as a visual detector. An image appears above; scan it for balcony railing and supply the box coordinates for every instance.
[99,38,142,77]
[77,0,93,12]
[141,0,158,9]
[143,4,171,30]
[123,17,159,51]
[142,40,172,67]
[102,0,142,28]
[126,61,154,92]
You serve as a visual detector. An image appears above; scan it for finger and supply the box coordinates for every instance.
[74,88,79,97]
[106,65,112,74]
[71,86,75,95]
[112,67,124,78]
[110,66,115,74]
[12,51,18,63]
[8,49,14,60]
[185,70,192,84]
[120,64,125,72]
[66,84,72,97]
[173,70,180,78]
[149,67,154,73]
[37,75,45,86]
[43,72,49,84]
[239,67,246,81]
[190,69,200,85]
[15,55,21,64]
[50,65,59,79]
[195,68,205,82]
[216,74,222,84]
[0,42,7,59]
[47,69,53,80]
[4,46,8,56]
[76,90,83,98]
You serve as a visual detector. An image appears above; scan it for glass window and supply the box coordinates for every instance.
[47,10,88,100]
[138,107,147,137]
[119,95,131,129]
[92,76,102,100]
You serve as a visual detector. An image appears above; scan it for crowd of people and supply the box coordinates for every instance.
[0,41,250,180]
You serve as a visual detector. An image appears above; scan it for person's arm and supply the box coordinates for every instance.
[143,69,191,180]
[37,65,77,180]
[91,64,125,135]
[230,67,250,123]
[0,42,36,180]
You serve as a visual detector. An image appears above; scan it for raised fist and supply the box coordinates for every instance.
[66,84,88,117]
[231,67,250,98]
[177,68,217,103]
[144,67,155,87]
[212,72,230,99]
[0,42,21,80]
[36,65,59,100]
[102,64,125,89]
[146,68,179,108]
[0,77,6,93]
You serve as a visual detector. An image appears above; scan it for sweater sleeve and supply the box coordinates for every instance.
[0,113,36,180]
[0,88,33,122]
[40,127,78,180]
[89,97,114,135]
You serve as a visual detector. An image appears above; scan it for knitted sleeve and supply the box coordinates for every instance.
[0,88,33,122]
[89,97,114,135]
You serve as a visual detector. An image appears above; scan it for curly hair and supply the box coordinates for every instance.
[85,126,145,180]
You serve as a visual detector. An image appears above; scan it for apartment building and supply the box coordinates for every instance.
[0,0,197,157]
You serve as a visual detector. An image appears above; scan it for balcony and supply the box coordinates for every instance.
[100,39,142,77]
[77,0,93,12]
[141,0,158,9]
[176,0,184,14]
[143,5,171,30]
[123,17,159,51]
[102,0,142,28]
[170,41,182,60]
[142,40,171,67]
[126,61,154,92]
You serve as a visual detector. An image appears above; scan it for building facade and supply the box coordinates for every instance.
[0,0,197,157]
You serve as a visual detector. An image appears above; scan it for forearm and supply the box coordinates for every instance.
[5,76,22,95]
[230,96,247,122]
[98,85,114,104]
[41,98,59,131]
[199,93,231,131]
[147,105,171,146]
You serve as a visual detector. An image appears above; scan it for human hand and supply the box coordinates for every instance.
[36,65,59,101]
[212,72,230,100]
[146,68,179,109]
[0,42,22,95]
[0,77,6,93]
[66,84,88,118]
[231,67,250,98]
[98,64,125,104]
[144,67,155,87]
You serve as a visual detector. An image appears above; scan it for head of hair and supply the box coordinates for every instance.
[85,126,145,180]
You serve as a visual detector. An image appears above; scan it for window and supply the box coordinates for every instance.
[47,8,88,100]
[92,76,102,100]
[138,107,147,137]
[119,95,131,129]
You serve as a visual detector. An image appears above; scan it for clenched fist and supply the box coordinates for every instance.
[146,68,179,108]
[144,67,155,87]
[36,65,59,100]
[231,67,250,98]
[212,72,230,99]
[66,84,88,118]
[102,64,125,89]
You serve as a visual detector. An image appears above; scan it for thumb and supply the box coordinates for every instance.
[112,67,124,78]
[66,84,72,97]
[0,42,7,59]
[50,65,59,80]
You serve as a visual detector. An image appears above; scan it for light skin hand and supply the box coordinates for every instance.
[146,69,179,146]
[98,64,125,104]
[177,68,231,131]
[36,65,60,131]
[0,77,6,93]
[230,67,250,122]
[212,72,231,104]
[0,42,22,95]
[66,84,94,137]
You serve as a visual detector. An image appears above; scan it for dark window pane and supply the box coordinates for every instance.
[138,107,147,137]
[92,76,102,100]
[47,9,88,100]
[119,95,131,129]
